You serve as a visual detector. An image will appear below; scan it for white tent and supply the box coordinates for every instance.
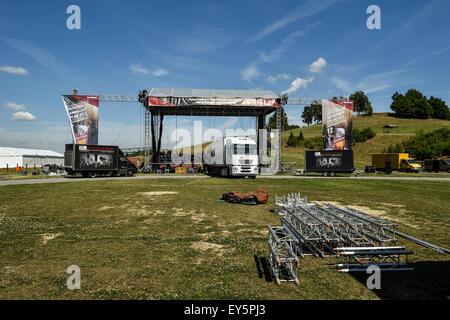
[0,147,64,168]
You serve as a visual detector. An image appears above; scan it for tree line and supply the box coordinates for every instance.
[286,127,376,149]
[390,89,449,120]
[267,89,448,130]
[385,128,450,159]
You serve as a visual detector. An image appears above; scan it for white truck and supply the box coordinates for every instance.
[203,136,258,178]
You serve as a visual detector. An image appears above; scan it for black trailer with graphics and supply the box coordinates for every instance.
[64,144,138,178]
[305,150,355,176]
[423,159,450,173]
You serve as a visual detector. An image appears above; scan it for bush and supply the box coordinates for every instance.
[286,130,305,148]
[384,128,450,160]
[301,136,323,150]
[352,127,376,144]
[286,131,299,147]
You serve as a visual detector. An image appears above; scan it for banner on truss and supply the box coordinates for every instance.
[62,95,100,145]
[321,99,354,151]
[148,96,279,107]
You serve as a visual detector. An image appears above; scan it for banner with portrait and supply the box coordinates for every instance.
[322,99,354,151]
[62,95,99,145]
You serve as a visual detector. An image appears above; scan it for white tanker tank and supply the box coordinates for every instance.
[203,136,258,178]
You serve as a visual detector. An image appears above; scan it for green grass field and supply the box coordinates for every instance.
[0,177,448,299]
[282,113,450,169]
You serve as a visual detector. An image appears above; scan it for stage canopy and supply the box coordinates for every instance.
[142,88,280,117]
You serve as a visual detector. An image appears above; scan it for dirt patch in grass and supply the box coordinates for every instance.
[172,208,206,223]
[172,208,190,216]
[127,208,152,217]
[99,206,113,211]
[139,191,178,196]
[191,241,229,256]
[40,233,62,244]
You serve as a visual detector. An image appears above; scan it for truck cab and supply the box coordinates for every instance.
[400,158,421,172]
[229,138,259,177]
[118,150,138,176]
[204,136,259,177]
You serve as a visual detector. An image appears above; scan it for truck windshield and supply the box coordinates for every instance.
[233,144,257,155]
[408,160,417,164]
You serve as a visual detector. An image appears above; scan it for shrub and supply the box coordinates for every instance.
[286,131,299,147]
[384,128,450,160]
[301,136,323,149]
[352,127,376,144]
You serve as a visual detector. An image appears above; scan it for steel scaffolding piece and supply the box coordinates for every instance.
[268,225,299,285]
[335,246,414,272]
[269,192,425,281]
[272,192,449,281]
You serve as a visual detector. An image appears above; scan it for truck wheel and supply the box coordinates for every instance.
[127,170,134,177]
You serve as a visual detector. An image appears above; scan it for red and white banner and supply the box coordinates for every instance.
[322,99,354,151]
[148,96,279,108]
[62,95,99,145]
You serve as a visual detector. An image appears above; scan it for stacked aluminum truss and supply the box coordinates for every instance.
[269,192,417,283]
[269,192,449,284]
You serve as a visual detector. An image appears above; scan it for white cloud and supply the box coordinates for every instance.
[0,65,28,75]
[246,0,339,43]
[240,63,260,82]
[267,73,291,83]
[153,67,168,77]
[331,69,411,95]
[0,37,69,75]
[282,77,313,95]
[331,77,353,93]
[0,36,94,91]
[130,63,150,75]
[11,111,37,121]
[4,101,26,111]
[258,30,305,63]
[309,57,327,73]
[130,64,168,77]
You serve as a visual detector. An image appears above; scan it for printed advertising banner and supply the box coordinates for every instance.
[321,99,354,151]
[62,95,99,145]
[77,145,116,170]
[148,96,279,107]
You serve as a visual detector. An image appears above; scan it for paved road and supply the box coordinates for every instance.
[1,174,449,186]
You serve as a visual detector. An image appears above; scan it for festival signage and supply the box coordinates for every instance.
[321,99,354,151]
[62,95,100,144]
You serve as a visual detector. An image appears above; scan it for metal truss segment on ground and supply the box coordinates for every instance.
[268,225,299,285]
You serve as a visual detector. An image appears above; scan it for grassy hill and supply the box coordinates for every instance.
[282,113,450,169]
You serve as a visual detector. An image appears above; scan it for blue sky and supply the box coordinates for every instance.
[0,0,449,152]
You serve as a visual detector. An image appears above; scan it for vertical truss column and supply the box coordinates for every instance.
[144,108,151,171]
[275,107,281,174]
[257,114,266,168]
[268,225,299,285]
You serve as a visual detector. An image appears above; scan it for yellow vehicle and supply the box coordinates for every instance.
[175,166,187,174]
[371,153,421,173]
